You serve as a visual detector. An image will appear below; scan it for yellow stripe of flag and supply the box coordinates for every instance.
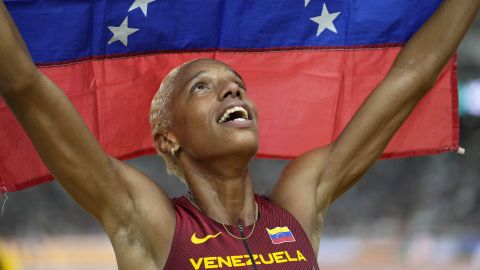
[267,226,291,235]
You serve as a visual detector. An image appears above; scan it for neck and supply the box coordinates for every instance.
[181,158,257,226]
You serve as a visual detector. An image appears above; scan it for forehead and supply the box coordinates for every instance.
[178,59,243,84]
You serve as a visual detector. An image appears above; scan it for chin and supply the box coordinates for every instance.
[225,132,259,159]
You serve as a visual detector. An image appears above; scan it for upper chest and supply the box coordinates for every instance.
[164,197,319,270]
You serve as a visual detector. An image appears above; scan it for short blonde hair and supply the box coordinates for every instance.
[149,61,194,182]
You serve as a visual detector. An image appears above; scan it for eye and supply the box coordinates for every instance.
[235,81,246,91]
[191,82,209,93]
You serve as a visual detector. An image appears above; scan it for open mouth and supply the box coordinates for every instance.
[217,106,249,123]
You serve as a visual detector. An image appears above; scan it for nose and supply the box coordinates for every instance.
[218,82,243,101]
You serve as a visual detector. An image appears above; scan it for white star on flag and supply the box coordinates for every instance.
[108,17,139,47]
[305,0,311,7]
[310,3,341,36]
[128,0,156,16]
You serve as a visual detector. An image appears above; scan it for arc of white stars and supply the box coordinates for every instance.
[310,3,341,36]
[108,17,139,47]
[128,0,156,16]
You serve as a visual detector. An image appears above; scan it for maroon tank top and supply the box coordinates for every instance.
[163,195,320,269]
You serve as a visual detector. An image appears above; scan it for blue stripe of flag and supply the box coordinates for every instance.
[5,0,442,64]
[270,231,294,240]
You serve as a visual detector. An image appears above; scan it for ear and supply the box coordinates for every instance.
[153,129,180,155]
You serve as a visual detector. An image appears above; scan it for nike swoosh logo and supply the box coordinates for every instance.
[191,232,222,244]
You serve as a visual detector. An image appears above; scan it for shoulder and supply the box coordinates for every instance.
[274,145,332,192]
[102,162,179,269]
[269,146,332,239]
[270,145,332,209]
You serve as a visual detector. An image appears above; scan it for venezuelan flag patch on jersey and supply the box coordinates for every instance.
[266,227,296,244]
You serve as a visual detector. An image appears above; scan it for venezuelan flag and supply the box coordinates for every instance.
[267,227,296,244]
[1,0,457,192]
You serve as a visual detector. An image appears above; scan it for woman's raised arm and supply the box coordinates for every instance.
[0,2,174,235]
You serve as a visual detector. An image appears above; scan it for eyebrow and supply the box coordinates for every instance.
[185,70,207,86]
[230,69,245,84]
[184,69,245,86]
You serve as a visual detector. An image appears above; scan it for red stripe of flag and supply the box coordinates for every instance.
[271,236,296,245]
[0,49,458,191]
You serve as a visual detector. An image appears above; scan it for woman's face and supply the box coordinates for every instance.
[170,59,259,164]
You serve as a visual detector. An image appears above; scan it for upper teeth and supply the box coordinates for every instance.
[218,106,249,123]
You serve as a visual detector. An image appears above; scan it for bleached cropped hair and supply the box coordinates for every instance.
[149,61,197,182]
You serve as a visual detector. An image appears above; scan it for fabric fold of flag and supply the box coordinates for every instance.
[0,0,459,191]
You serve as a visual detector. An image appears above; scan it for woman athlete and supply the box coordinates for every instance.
[0,0,479,269]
